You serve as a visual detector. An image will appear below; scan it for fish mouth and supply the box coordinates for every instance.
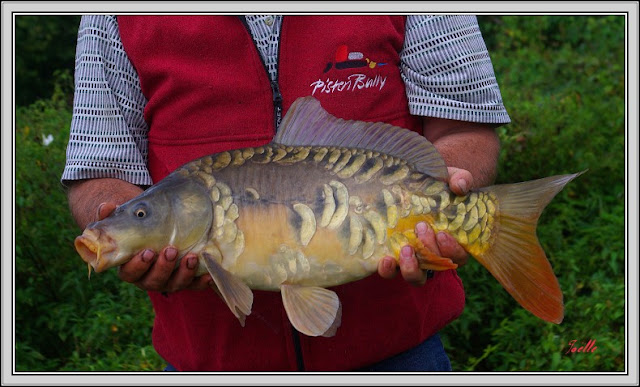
[74,228,118,273]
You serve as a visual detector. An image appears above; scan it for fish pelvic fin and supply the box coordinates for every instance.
[474,171,586,324]
[280,284,342,337]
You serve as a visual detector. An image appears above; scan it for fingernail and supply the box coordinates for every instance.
[95,202,106,221]
[141,249,154,262]
[415,222,428,236]
[401,246,413,258]
[457,179,468,193]
[165,247,178,261]
[186,256,197,270]
[382,257,393,272]
[436,232,448,245]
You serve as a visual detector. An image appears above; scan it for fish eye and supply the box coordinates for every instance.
[135,208,146,218]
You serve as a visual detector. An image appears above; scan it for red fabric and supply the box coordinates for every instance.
[117,15,465,371]
[279,16,422,133]
[118,16,275,177]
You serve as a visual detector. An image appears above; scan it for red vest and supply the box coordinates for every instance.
[118,15,465,371]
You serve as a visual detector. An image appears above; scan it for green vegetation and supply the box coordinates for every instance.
[15,73,164,371]
[14,15,625,372]
[15,16,81,106]
[441,15,626,372]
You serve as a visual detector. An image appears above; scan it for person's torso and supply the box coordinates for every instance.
[116,15,463,371]
[117,15,421,182]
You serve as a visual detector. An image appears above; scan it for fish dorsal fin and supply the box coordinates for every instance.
[274,96,449,181]
[280,284,342,337]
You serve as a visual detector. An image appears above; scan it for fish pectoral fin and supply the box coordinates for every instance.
[201,252,253,327]
[280,284,342,337]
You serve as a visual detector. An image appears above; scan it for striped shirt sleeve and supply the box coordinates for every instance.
[61,14,153,186]
[401,15,511,124]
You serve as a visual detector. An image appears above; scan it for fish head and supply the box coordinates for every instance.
[75,176,213,273]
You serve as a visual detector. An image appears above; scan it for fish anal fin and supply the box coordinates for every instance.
[416,250,459,271]
[389,229,458,271]
[280,284,342,337]
[201,252,253,326]
[409,230,459,271]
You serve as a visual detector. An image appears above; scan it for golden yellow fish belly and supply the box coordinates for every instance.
[224,201,383,291]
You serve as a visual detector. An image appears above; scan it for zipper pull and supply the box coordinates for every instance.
[271,80,283,130]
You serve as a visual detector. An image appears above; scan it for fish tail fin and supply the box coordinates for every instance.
[474,171,585,324]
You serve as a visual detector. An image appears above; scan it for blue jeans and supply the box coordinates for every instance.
[356,334,451,371]
[164,333,451,372]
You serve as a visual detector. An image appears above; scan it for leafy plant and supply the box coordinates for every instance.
[15,15,81,106]
[15,80,164,371]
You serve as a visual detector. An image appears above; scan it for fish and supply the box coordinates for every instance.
[74,96,584,337]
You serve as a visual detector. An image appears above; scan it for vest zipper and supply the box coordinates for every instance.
[291,326,305,371]
[238,16,284,132]
[271,80,283,130]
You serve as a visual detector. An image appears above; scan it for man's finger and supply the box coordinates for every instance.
[377,256,398,279]
[415,222,440,256]
[447,167,473,196]
[164,253,199,293]
[188,273,216,292]
[134,246,178,292]
[436,232,470,267]
[96,202,117,221]
[398,246,427,286]
[118,248,155,283]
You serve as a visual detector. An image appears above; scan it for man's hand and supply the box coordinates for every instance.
[117,246,212,293]
[68,178,212,294]
[95,201,212,293]
[377,166,472,286]
[377,116,500,286]
[377,222,469,286]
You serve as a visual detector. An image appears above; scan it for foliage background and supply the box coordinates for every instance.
[14,15,626,372]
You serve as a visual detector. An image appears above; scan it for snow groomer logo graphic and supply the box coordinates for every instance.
[310,44,388,95]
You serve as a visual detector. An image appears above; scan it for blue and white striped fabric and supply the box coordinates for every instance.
[401,15,511,123]
[62,15,510,186]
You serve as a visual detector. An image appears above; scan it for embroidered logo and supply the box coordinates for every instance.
[322,44,387,73]
[310,45,389,96]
